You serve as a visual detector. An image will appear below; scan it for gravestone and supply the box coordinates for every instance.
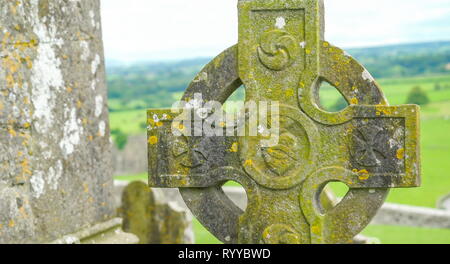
[147,0,421,244]
[0,0,136,243]
[119,181,194,244]
[438,193,450,211]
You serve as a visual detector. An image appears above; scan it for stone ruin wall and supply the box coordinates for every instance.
[112,134,147,176]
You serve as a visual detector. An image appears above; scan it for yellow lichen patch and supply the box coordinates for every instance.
[305,49,311,55]
[24,56,33,69]
[18,206,27,218]
[6,74,15,88]
[83,183,89,193]
[396,148,405,160]
[8,127,17,137]
[20,158,29,169]
[76,100,83,109]
[323,41,329,48]
[88,135,93,141]
[147,118,155,127]
[244,159,253,166]
[229,142,239,153]
[350,98,359,105]
[8,220,15,228]
[66,86,73,93]
[285,89,295,97]
[0,102,3,111]
[22,169,31,176]
[148,136,158,145]
[311,225,321,235]
[219,121,226,128]
[375,106,395,116]
[382,108,393,115]
[23,122,31,129]
[2,31,11,44]
[358,169,370,180]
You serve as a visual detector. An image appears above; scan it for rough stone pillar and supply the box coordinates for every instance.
[0,0,115,243]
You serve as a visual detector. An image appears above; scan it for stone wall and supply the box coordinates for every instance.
[112,134,147,176]
[0,0,115,243]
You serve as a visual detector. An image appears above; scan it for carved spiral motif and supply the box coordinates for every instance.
[257,29,300,71]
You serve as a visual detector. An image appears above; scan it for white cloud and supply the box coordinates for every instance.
[100,0,450,62]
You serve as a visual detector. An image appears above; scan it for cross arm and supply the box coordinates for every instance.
[147,109,241,188]
[317,104,420,189]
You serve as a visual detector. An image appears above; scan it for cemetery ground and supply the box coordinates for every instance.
[113,74,450,244]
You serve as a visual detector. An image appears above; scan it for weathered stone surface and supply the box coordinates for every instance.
[223,186,450,230]
[371,203,450,229]
[50,218,139,244]
[147,0,421,244]
[0,0,115,243]
[438,193,450,211]
[119,181,194,244]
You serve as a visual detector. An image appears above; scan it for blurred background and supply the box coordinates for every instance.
[101,0,450,244]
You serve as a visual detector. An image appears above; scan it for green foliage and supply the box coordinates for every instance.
[435,83,442,91]
[406,86,430,105]
[107,58,209,110]
[329,96,348,112]
[319,81,349,112]
[111,128,128,150]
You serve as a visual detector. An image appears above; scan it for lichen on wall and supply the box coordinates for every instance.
[0,0,115,243]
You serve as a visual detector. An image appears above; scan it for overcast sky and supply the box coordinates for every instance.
[100,0,450,63]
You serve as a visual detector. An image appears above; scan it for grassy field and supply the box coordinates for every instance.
[112,74,450,244]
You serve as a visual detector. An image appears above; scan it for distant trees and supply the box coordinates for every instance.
[435,83,442,91]
[111,129,128,150]
[434,83,450,91]
[139,121,148,130]
[406,86,430,105]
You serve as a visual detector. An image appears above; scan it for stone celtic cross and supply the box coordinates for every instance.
[147,0,420,244]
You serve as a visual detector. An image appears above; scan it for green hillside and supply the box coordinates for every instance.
[106,41,450,111]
